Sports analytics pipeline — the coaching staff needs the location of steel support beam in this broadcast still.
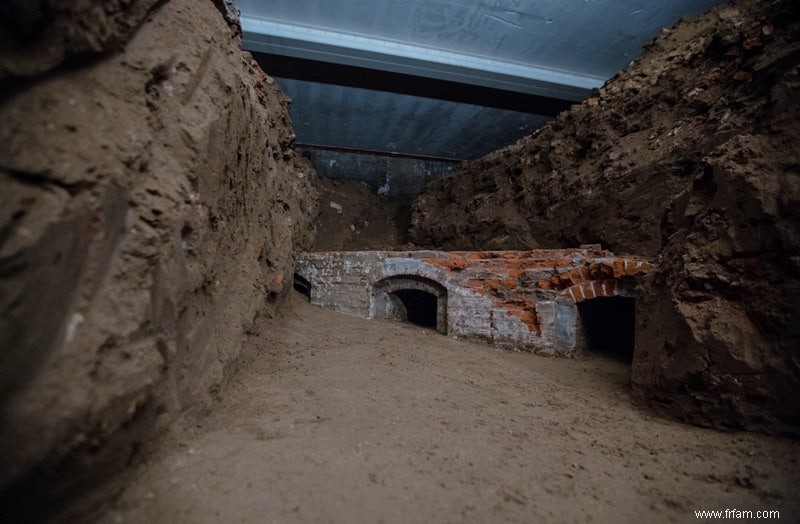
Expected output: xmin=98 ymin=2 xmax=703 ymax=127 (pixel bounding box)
xmin=241 ymin=16 xmax=603 ymax=101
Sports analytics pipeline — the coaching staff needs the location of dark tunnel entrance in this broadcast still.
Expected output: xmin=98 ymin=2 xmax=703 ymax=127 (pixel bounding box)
xmin=391 ymin=289 xmax=438 ymax=329
xmin=293 ymin=273 xmax=311 ymax=300
xmin=577 ymin=296 xmax=635 ymax=363
xmin=373 ymin=275 xmax=447 ymax=333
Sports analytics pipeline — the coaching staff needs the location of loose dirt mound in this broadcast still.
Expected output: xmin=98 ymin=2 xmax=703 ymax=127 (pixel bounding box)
xmin=410 ymin=0 xmax=800 ymax=435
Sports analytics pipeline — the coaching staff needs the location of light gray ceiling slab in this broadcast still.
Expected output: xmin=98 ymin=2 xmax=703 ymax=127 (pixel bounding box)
xmin=279 ymin=78 xmax=550 ymax=160
xmin=241 ymin=0 xmax=723 ymax=95
xmin=239 ymin=0 xmax=725 ymax=162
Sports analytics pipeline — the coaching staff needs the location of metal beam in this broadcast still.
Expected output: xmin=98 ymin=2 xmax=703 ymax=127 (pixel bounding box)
xmin=241 ymin=16 xmax=603 ymax=101
xmin=295 ymin=143 xmax=463 ymax=163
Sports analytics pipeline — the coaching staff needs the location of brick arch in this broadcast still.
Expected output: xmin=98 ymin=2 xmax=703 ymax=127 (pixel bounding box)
xmin=374 ymin=274 xmax=447 ymax=294
xmin=564 ymin=280 xmax=621 ymax=303
xmin=371 ymin=274 xmax=448 ymax=333
xmin=379 ymin=259 xmax=462 ymax=291
xmin=537 ymin=258 xmax=652 ymax=303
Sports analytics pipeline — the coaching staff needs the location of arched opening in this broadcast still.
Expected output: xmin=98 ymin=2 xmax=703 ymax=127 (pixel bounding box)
xmin=390 ymin=289 xmax=438 ymax=329
xmin=372 ymin=275 xmax=447 ymax=334
xmin=577 ymin=296 xmax=635 ymax=363
xmin=293 ymin=273 xmax=311 ymax=300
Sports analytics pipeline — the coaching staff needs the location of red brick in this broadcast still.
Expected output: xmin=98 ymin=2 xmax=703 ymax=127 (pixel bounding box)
xmin=588 ymin=262 xmax=614 ymax=280
xmin=506 ymin=268 xmax=524 ymax=278
xmin=506 ymin=309 xmax=541 ymax=334
xmin=613 ymin=259 xmax=625 ymax=278
xmin=565 ymin=268 xmax=583 ymax=284
xmin=481 ymin=279 xmax=500 ymax=292
xmin=623 ymin=259 xmax=651 ymax=276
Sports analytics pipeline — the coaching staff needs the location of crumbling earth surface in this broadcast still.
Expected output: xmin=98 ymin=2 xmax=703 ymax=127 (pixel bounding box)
xmin=313 ymin=178 xmax=411 ymax=251
xmin=0 ymin=0 xmax=162 ymax=80
xmin=0 ymin=0 xmax=317 ymax=517
xmin=410 ymin=0 xmax=800 ymax=436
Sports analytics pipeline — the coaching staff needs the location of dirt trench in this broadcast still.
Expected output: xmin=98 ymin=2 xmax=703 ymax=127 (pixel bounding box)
xmin=86 ymin=293 xmax=800 ymax=523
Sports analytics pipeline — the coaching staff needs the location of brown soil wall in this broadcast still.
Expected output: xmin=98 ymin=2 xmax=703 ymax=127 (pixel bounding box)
xmin=0 ymin=0 xmax=317 ymax=513
xmin=410 ymin=0 xmax=800 ymax=436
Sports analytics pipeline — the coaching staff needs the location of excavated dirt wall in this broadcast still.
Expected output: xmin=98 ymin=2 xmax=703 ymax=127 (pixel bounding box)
xmin=0 ymin=0 xmax=317 ymax=513
xmin=0 ymin=0 xmax=162 ymax=80
xmin=410 ymin=0 xmax=800 ymax=435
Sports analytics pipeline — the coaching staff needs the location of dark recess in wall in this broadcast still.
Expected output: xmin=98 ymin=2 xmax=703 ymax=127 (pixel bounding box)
xmin=578 ymin=297 xmax=635 ymax=364
xmin=293 ymin=274 xmax=312 ymax=300
xmin=392 ymin=290 xmax=438 ymax=329
xmin=252 ymin=52 xmax=575 ymax=116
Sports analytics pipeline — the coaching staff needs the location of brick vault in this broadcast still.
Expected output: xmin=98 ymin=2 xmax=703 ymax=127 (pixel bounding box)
xmin=294 ymin=247 xmax=652 ymax=356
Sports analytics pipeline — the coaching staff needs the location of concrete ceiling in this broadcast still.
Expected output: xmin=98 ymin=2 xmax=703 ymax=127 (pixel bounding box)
xmin=279 ymin=78 xmax=551 ymax=160
xmin=239 ymin=0 xmax=723 ymax=169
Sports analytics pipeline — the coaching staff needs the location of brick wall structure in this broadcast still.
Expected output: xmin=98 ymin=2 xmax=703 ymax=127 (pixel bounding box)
xmin=295 ymin=247 xmax=652 ymax=355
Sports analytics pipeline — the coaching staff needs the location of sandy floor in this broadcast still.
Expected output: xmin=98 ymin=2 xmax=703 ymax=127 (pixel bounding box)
xmin=95 ymin=293 xmax=800 ymax=523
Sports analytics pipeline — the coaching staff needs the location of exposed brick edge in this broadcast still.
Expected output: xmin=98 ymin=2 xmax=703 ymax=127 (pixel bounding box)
xmin=422 ymin=252 xmax=653 ymax=334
